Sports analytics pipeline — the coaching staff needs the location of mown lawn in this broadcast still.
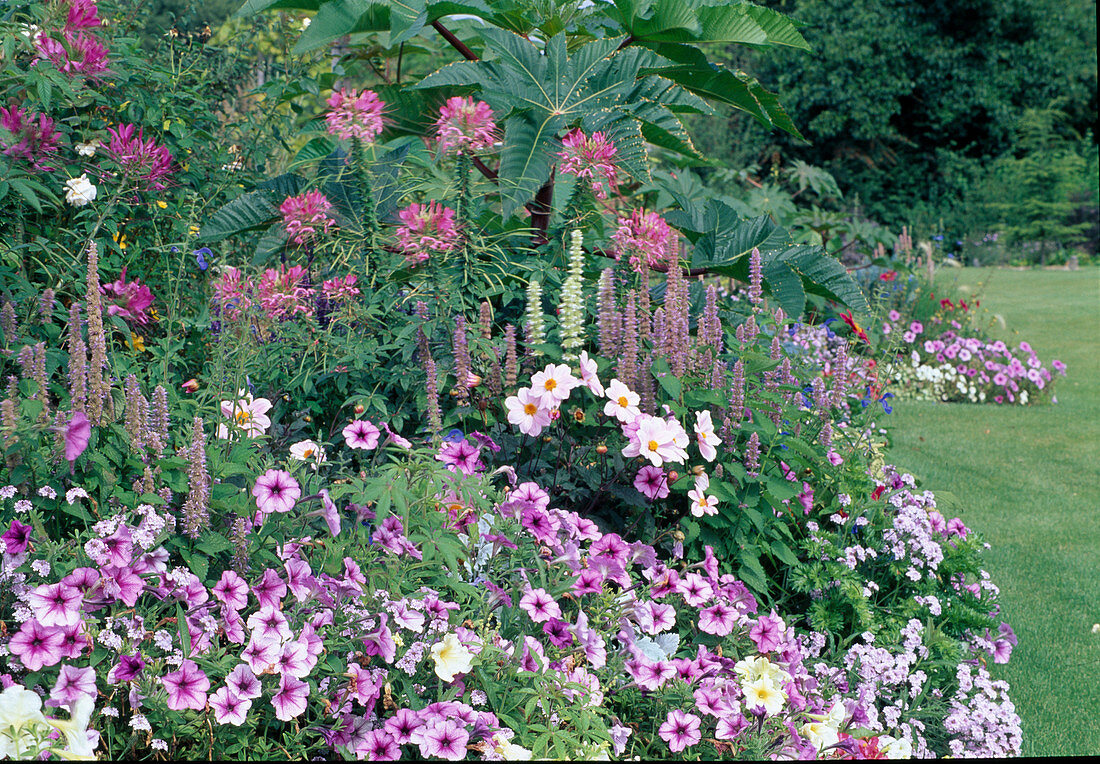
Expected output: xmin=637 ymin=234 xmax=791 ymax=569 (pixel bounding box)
xmin=885 ymin=266 xmax=1100 ymax=757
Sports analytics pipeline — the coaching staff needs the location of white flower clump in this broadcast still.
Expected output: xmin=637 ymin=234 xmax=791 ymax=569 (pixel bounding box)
xmin=63 ymin=174 xmax=98 ymax=207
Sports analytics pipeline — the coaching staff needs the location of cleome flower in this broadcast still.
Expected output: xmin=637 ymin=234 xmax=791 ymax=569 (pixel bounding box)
xmin=280 ymin=190 xmax=336 ymax=246
xmin=612 ymin=209 xmax=676 ymax=273
xmin=395 ymin=201 xmax=459 ymax=265
xmin=325 ymin=88 xmax=385 ymax=143
xmin=435 ymin=96 xmax=497 ymax=155
xmin=556 ymin=128 xmax=618 ymax=199
xmin=105 ymin=123 xmax=173 ymax=189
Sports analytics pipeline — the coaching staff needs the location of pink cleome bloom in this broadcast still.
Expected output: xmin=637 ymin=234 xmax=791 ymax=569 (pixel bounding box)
xmin=281 ymin=190 xmax=336 ymax=246
xmin=257 ymin=264 xmax=316 ymax=320
xmin=557 ymin=128 xmax=619 ymax=199
xmin=0 ymin=106 xmax=60 ymax=170
xmin=61 ymin=0 xmax=103 ymax=31
xmin=35 ymin=31 xmax=110 ymax=78
xmin=100 ymin=267 xmax=154 ymax=326
xmin=612 ymin=209 xmax=676 ymax=273
xmin=105 ymin=123 xmax=173 ymax=189
xmin=325 ymin=88 xmax=385 ymax=143
xmin=212 ymin=266 xmax=252 ymax=319
xmin=434 ymin=96 xmax=497 ymax=155
xmin=322 ymin=274 xmax=359 ymax=303
xmin=395 ymin=201 xmax=459 ymax=265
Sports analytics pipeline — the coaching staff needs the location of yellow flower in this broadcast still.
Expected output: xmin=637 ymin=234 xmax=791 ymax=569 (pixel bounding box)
xmin=430 ymin=633 xmax=474 ymax=682
xmin=130 ymin=333 xmax=145 ymax=353
xmin=111 ymin=231 xmax=127 ymax=250
xmin=188 ymin=225 xmax=200 ymax=236
xmin=155 ymin=200 xmax=167 ymax=209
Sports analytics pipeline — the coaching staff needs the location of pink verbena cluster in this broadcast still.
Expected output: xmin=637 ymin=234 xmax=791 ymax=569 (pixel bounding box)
xmin=324 ymin=88 xmax=385 ymax=143
xmin=280 ymin=190 xmax=336 ymax=246
xmin=105 ymin=123 xmax=173 ymax=190
xmin=0 ymin=105 xmax=60 ymax=170
xmin=556 ymin=128 xmax=619 ymax=199
xmin=612 ymin=209 xmax=676 ymax=273
xmin=395 ymin=201 xmax=459 ymax=265
xmin=434 ymin=96 xmax=497 ymax=156
xmin=100 ymin=267 xmax=154 ymax=326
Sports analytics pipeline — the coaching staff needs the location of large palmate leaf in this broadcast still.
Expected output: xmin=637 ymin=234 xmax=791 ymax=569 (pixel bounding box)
xmin=604 ymin=0 xmax=808 ymax=49
xmin=678 ymin=207 xmax=868 ymax=317
xmin=417 ymin=31 xmax=650 ymax=216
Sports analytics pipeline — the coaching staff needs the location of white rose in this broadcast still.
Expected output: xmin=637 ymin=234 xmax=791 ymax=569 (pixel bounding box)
xmin=63 ymin=174 xmax=98 ymax=207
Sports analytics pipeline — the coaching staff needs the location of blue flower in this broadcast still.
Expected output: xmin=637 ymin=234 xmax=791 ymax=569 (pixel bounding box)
xmin=933 ymin=234 xmax=944 ymax=241
xmin=879 ymin=392 xmax=894 ymax=414
xmin=787 ymin=322 xmax=801 ymax=338
xmin=443 ymin=428 xmax=465 ymax=443
xmin=823 ymin=318 xmax=837 ymax=338
xmin=193 ymin=247 xmax=212 ymax=271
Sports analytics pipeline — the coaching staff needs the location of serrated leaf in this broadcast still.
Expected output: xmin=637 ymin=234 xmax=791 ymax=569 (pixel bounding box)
xmin=498 ymin=113 xmax=564 ymax=218
xmin=389 ymin=0 xmax=427 ymax=44
xmin=293 ymin=0 xmax=390 ymax=53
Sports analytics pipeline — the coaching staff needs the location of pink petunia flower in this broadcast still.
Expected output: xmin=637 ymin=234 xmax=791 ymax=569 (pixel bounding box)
xmin=212 ymin=570 xmax=249 ymax=611
xmin=343 ymin=419 xmax=380 ymax=450
xmin=252 ymin=470 xmax=301 ymax=514
xmin=161 ymin=659 xmax=210 ymax=711
xmin=519 ymin=587 xmax=562 ymax=624
xmin=659 ymin=709 xmax=702 ymax=753
xmin=395 ymin=201 xmax=459 ymax=265
xmin=356 ymin=728 xmax=401 ymax=760
xmin=27 ymin=582 xmax=83 ymax=628
xmin=436 ymin=438 xmax=483 ymax=476
xmin=697 ymin=602 xmax=738 ymax=636
xmin=280 ymin=190 xmax=336 ymax=246
xmin=435 ymin=96 xmax=497 ymax=155
xmin=9 ymin=619 xmax=65 ymax=671
xmin=49 ymin=664 xmax=97 ymax=708
xmin=210 ymin=686 xmax=251 ymax=726
xmin=226 ymin=664 xmax=262 ymax=700
xmin=417 ymin=719 xmax=470 ymax=761
xmin=557 ymin=128 xmax=618 ymax=199
xmin=65 ymin=411 xmax=91 ymax=463
xmin=325 ymin=88 xmax=385 ymax=143
xmin=633 ymin=465 xmax=670 ymax=500
xmin=272 ymin=675 xmax=309 ymax=721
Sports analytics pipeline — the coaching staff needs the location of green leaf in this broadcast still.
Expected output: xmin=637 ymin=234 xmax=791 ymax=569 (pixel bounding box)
xmin=236 ymin=0 xmax=320 ymax=17
xmin=198 ymin=190 xmax=279 ymax=243
xmin=498 ymin=113 xmax=564 ymax=219
xmin=7 ymin=179 xmax=43 ymax=213
xmin=770 ymin=539 xmax=800 ymax=566
xmin=389 ymin=0 xmax=427 ymax=44
xmin=293 ymin=0 xmax=390 ymax=53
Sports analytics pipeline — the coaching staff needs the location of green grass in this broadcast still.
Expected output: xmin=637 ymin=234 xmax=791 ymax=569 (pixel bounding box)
xmin=885 ymin=266 xmax=1100 ymax=757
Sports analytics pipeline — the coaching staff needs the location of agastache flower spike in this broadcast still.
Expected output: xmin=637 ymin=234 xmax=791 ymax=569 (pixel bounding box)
xmin=524 ymin=280 xmax=545 ymax=360
xmin=452 ymin=314 xmax=471 ymax=403
xmin=504 ymin=324 xmax=518 ymax=389
xmin=560 ymin=230 xmax=586 ymax=362
xmin=744 ymin=432 xmax=761 ymax=477
xmin=182 ymin=417 xmax=211 ymax=539
xmin=748 ymin=247 xmax=763 ymax=308
xmin=597 ymin=268 xmax=621 ymax=357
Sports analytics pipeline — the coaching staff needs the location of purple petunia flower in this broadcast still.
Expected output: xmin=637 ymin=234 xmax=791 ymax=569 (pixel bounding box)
xmin=212 ymin=570 xmax=249 ymax=611
xmin=65 ymin=411 xmax=91 ymax=463
xmin=2 ymin=519 xmax=32 ymax=555
xmin=343 ymin=419 xmax=381 ymax=450
xmin=749 ymin=610 xmax=784 ymax=653
xmin=436 ymin=438 xmax=483 ymax=476
xmin=355 ymin=728 xmax=401 ymax=760
xmin=252 ymin=469 xmax=301 ymax=514
xmin=697 ymin=602 xmax=738 ymax=637
xmin=542 ymin=619 xmax=574 ymax=648
xmin=210 ymin=686 xmax=251 ymax=726
xmin=9 ymin=619 xmax=65 ymax=671
xmin=28 ymin=582 xmax=83 ymax=628
xmin=272 ymin=675 xmax=309 ymax=721
xmin=49 ymin=664 xmax=97 ymax=708
xmin=107 ymin=653 xmax=144 ymax=684
xmin=161 ymin=659 xmax=210 ymax=711
xmin=519 ymin=587 xmax=562 ymax=624
xmin=417 ymin=719 xmax=470 ymax=760
xmin=634 ymin=465 xmax=670 ymax=500
xmin=659 ymin=709 xmax=702 ymax=753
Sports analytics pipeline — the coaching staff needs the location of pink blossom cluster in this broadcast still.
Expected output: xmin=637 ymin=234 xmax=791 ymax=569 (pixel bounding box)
xmin=280 ymin=190 xmax=337 ymax=246
xmin=105 ymin=123 xmax=173 ymax=190
xmin=321 ymin=274 xmax=359 ymax=303
xmin=434 ymin=96 xmax=497 ymax=155
xmin=256 ymin=264 xmax=316 ymax=320
xmin=33 ymin=1 xmax=110 ymax=79
xmin=556 ymin=128 xmax=619 ymax=199
xmin=612 ymin=209 xmax=677 ymax=273
xmin=0 ymin=105 xmax=60 ymax=170
xmin=100 ymin=267 xmax=154 ymax=326
xmin=324 ymin=88 xmax=385 ymax=144
xmin=395 ymin=201 xmax=459 ymax=265
xmin=214 ymin=265 xmax=360 ymax=322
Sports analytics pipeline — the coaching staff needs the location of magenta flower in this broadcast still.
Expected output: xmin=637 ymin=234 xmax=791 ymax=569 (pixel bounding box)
xmin=322 ymin=274 xmax=360 ymax=303
xmin=257 ymin=264 xmax=316 ymax=320
xmin=252 ymin=469 xmax=301 ymax=514
xmin=49 ymin=664 xmax=97 ymax=707
xmin=435 ymin=96 xmax=497 ymax=155
xmin=395 ymin=201 xmax=459 ymax=265
xmin=633 ymin=465 xmax=670 ymax=500
xmin=356 ymin=728 xmax=401 ymax=761
xmin=557 ymin=128 xmax=619 ymax=199
xmin=748 ymin=610 xmax=784 ymax=653
xmin=280 ymin=190 xmax=336 ymax=246
xmin=2 ymin=519 xmax=32 ymax=555
xmin=272 ymin=675 xmax=309 ymax=721
xmin=325 ymin=88 xmax=385 ymax=143
xmin=697 ymin=602 xmax=738 ymax=637
xmin=65 ymin=411 xmax=91 ymax=463
xmin=226 ymin=664 xmax=262 ymax=700
xmin=659 ymin=709 xmax=702 ymax=753
xmin=212 ymin=266 xmax=252 ymax=319
xmin=252 ymin=568 xmax=287 ymax=609
xmin=100 ymin=267 xmax=154 ymax=326
xmin=9 ymin=620 xmax=64 ymax=671
xmin=212 ymin=570 xmax=249 ymax=611
xmin=343 ymin=419 xmax=380 ymax=450
xmin=0 ymin=105 xmax=60 ymax=170
xmin=418 ymin=719 xmax=470 ymax=761
xmin=210 ymin=686 xmax=251 ymax=726
xmin=64 ymin=0 xmax=102 ymax=30
xmin=242 ymin=636 xmax=281 ymax=674
xmin=362 ymin=613 xmax=397 ymax=664
xmin=35 ymin=31 xmax=110 ymax=78
xmin=161 ymin=659 xmax=210 ymax=711
xmin=28 ymin=582 xmax=83 ymax=628
xmin=519 ymin=587 xmax=562 ymax=624
xmin=612 ymin=209 xmax=676 ymax=273
xmin=542 ymin=618 xmax=574 ymax=648
xmin=247 ymin=605 xmax=293 ymax=645
xmin=107 ymin=653 xmax=144 ymax=684
xmin=105 ymin=123 xmax=173 ymax=189
xmin=436 ymin=438 xmax=483 ymax=476
xmin=384 ymin=708 xmax=425 ymax=745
